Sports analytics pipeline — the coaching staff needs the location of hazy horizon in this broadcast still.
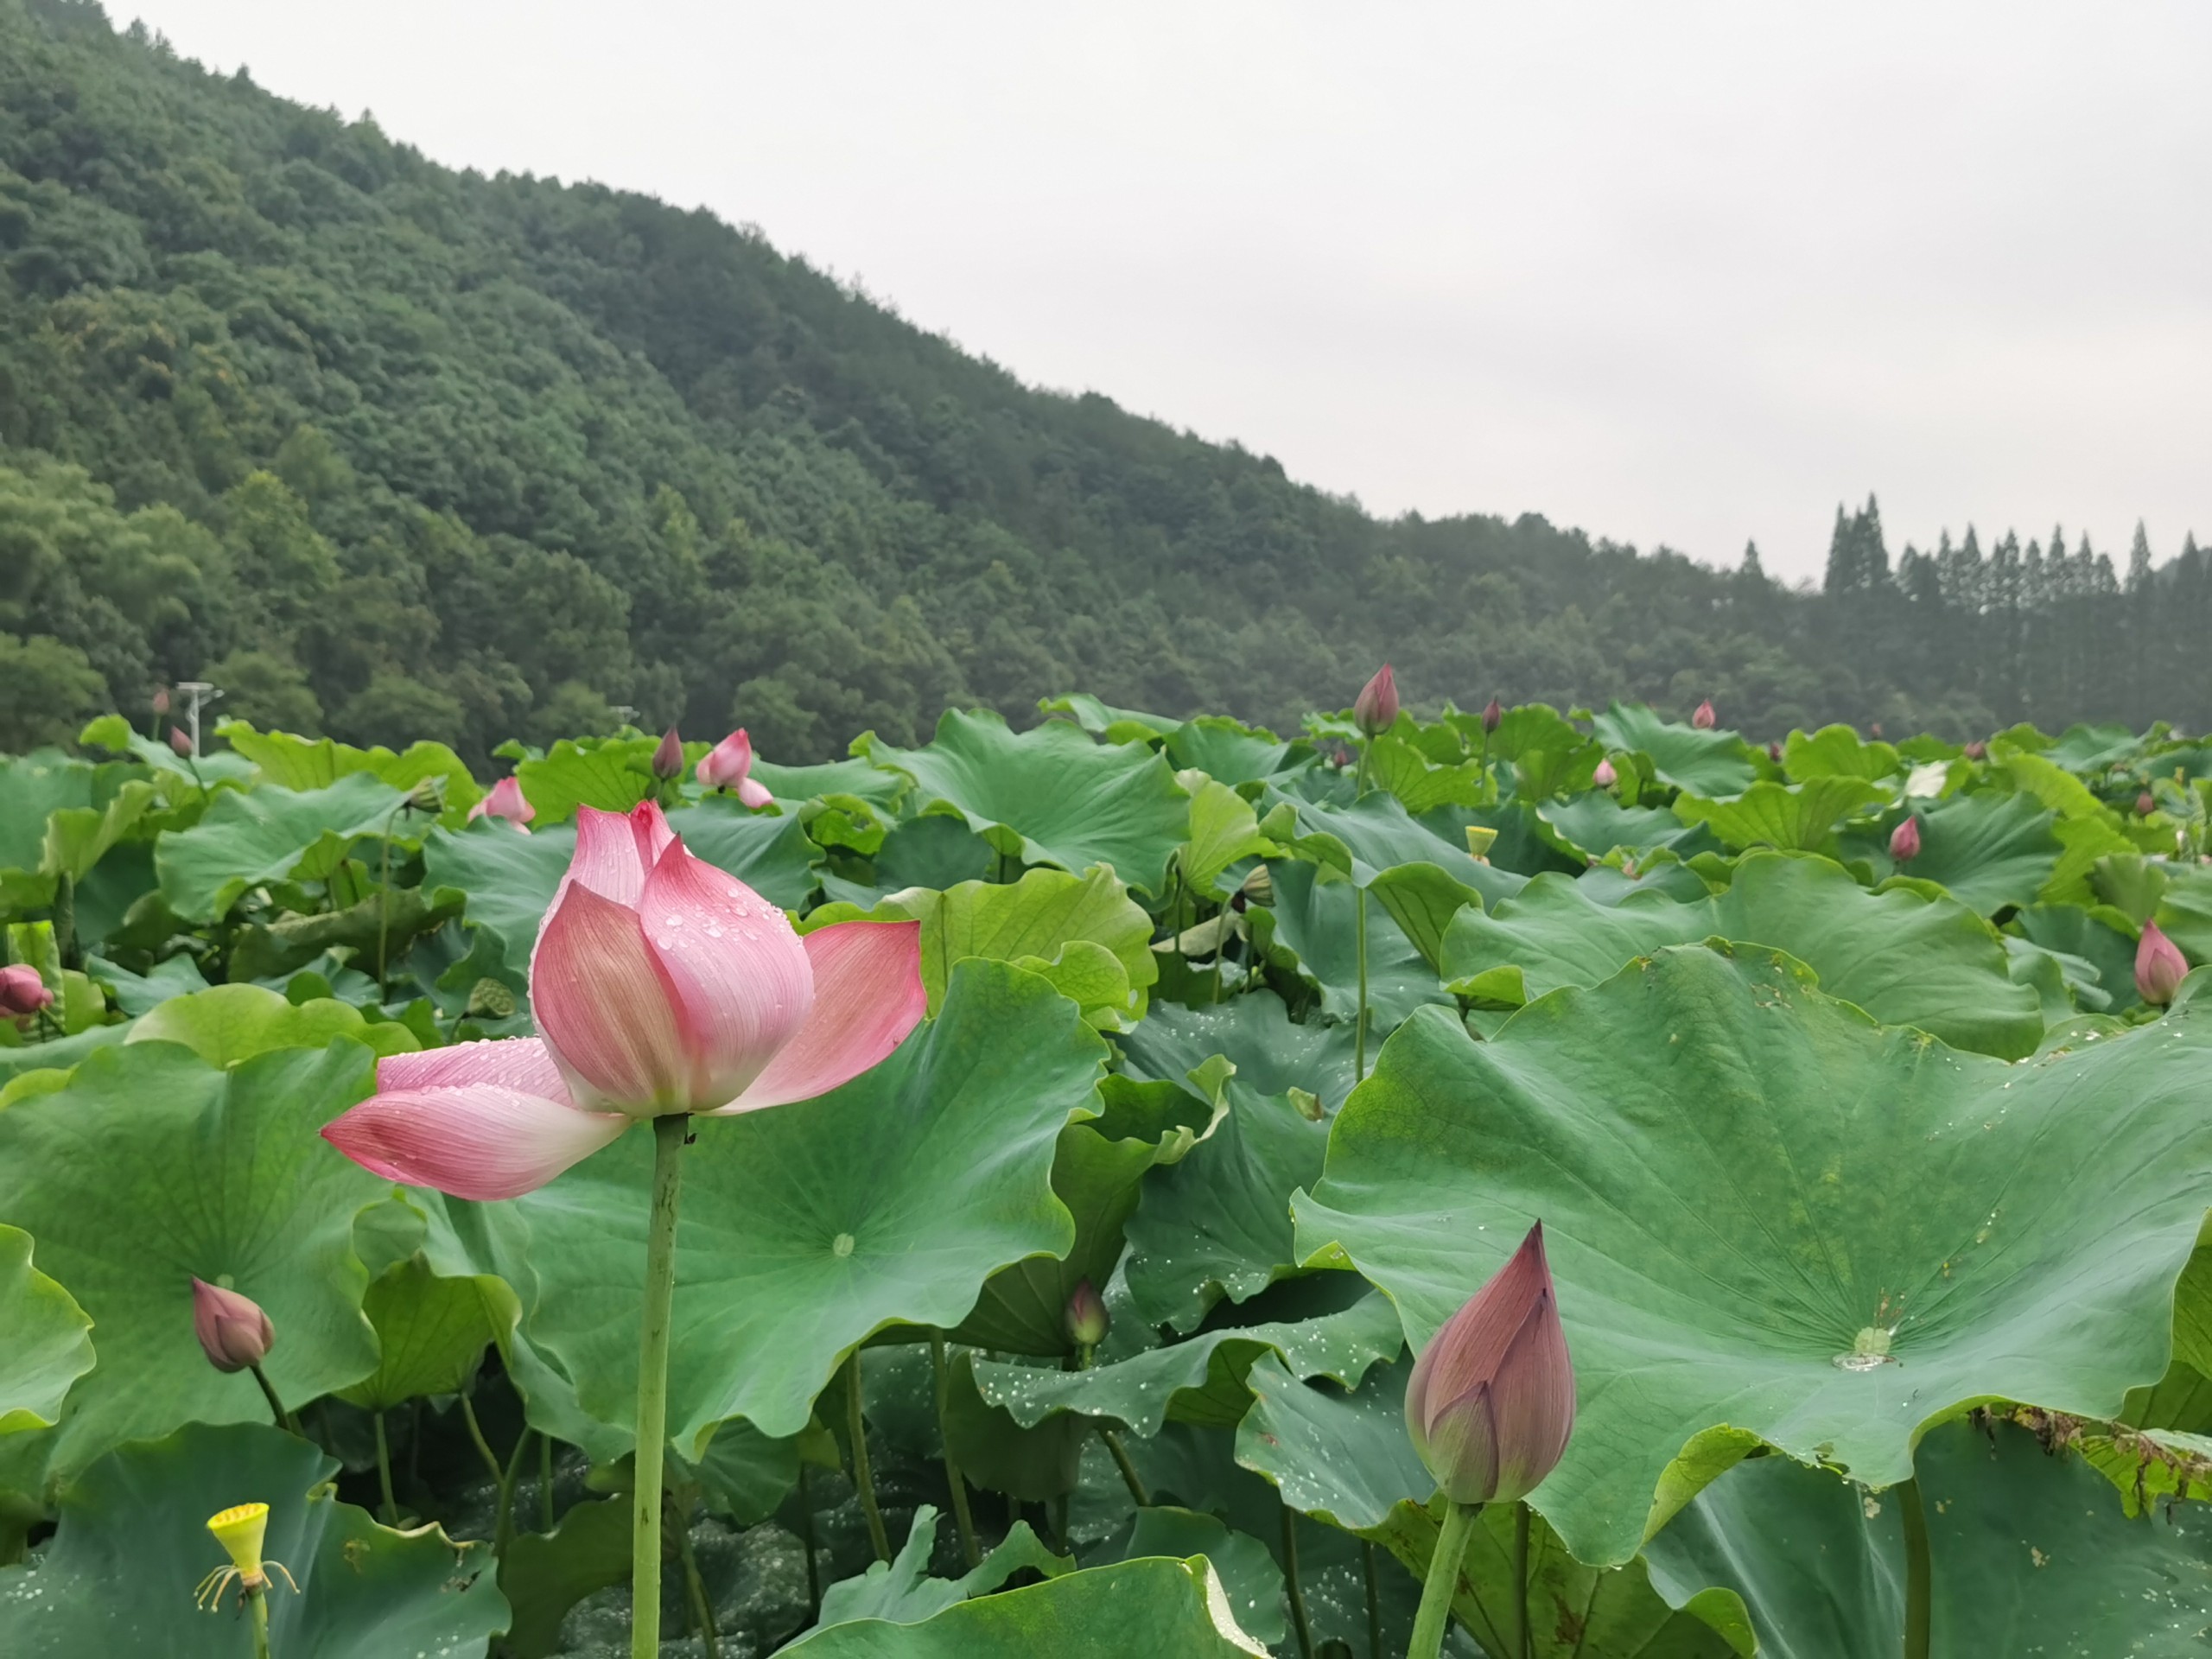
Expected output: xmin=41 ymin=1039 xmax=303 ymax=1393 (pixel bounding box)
xmin=116 ymin=0 xmax=2212 ymax=582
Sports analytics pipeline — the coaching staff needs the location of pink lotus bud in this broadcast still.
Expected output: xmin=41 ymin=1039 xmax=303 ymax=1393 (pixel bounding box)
xmin=467 ymin=775 xmax=535 ymax=830
xmin=1869 ymin=721 xmax=1884 ymax=739
xmin=169 ymin=727 xmax=194 ymax=758
xmin=2136 ymin=919 xmax=2188 ymax=1006
xmin=1592 ymin=758 xmax=1617 ymax=788
xmin=191 ymin=1277 xmax=275 ymax=1373
xmin=652 ymin=727 xmax=685 ymax=782
xmin=1690 ymin=700 xmax=1716 ymax=730
xmin=1889 ymin=817 xmax=1921 ymax=861
xmin=1405 ymin=1222 xmax=1576 ymax=1506
xmin=2138 ymin=791 xmax=2157 ymax=817
xmin=1766 ymin=741 xmax=1783 ymax=763
xmin=696 ymin=729 xmax=775 ymax=808
xmin=1481 ymin=698 xmax=1503 ymax=734
xmin=1353 ymin=665 xmax=1399 ymax=736
xmin=0 ymin=965 xmax=54 ymax=1019
xmin=1065 ymin=1279 xmax=1109 ymax=1348
xmin=151 ymin=685 xmax=171 ymax=715
xmin=1963 ymin=741 xmax=1987 ymax=762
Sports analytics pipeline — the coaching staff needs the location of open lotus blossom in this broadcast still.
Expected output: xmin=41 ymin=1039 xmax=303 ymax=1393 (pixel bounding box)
xmin=1405 ymin=1221 xmax=1576 ymax=1507
xmin=1690 ymin=699 xmax=1716 ymax=729
xmin=323 ymin=800 xmax=925 ymax=1199
xmin=467 ymin=775 xmax=535 ymax=830
xmin=191 ymin=1278 xmax=275 ymax=1373
xmin=2137 ymin=919 xmax=2188 ymax=1006
xmin=1592 ymin=757 xmax=1617 ymax=788
xmin=1889 ymin=816 xmax=1922 ymax=861
xmin=1354 ymin=664 xmax=1400 ymax=736
xmin=0 ymin=964 xmax=53 ymax=1020
xmin=697 ymin=728 xmax=774 ymax=808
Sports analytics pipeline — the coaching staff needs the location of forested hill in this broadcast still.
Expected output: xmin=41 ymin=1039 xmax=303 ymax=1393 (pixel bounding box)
xmin=2 ymin=0 xmax=2205 ymax=764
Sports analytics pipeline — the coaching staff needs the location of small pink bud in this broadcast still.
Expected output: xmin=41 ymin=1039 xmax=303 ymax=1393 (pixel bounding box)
xmin=151 ymin=685 xmax=171 ymax=715
xmin=1405 ymin=1222 xmax=1576 ymax=1506
xmin=2138 ymin=791 xmax=2157 ymax=818
xmin=652 ymin=727 xmax=685 ymax=782
xmin=1065 ymin=1279 xmax=1109 ymax=1348
xmin=1889 ymin=817 xmax=1921 ymax=861
xmin=1481 ymin=698 xmax=1503 ymax=735
xmin=1869 ymin=721 xmax=1885 ymax=739
xmin=2136 ymin=920 xmax=2188 ymax=1006
xmin=0 ymin=965 xmax=54 ymax=1019
xmin=1963 ymin=741 xmax=1987 ymax=762
xmin=1592 ymin=758 xmax=1617 ymax=788
xmin=696 ymin=729 xmax=774 ymax=810
xmin=1353 ymin=665 xmax=1400 ymax=737
xmin=1766 ymin=741 xmax=1784 ymax=764
xmin=1690 ymin=700 xmax=1716 ymax=730
xmin=467 ymin=775 xmax=535 ymax=829
xmin=168 ymin=727 xmax=194 ymax=758
xmin=191 ymin=1277 xmax=275 ymax=1373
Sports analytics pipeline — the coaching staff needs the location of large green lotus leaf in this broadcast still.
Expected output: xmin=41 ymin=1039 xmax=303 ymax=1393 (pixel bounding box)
xmin=0 ymin=1225 xmax=92 ymax=1435
xmin=40 ymin=779 xmax=159 ymax=887
xmin=1783 ymin=725 xmax=1902 ymax=784
xmin=0 ymin=1421 xmax=508 ymax=1657
xmin=1851 ymin=790 xmax=2063 ymax=916
xmin=813 ymin=1503 xmax=1069 ymax=1632
xmin=1264 ymin=786 xmax=1524 ymax=906
xmin=1039 ymin=692 xmax=1183 ymax=739
xmin=972 ymin=1289 xmax=1401 ymax=1434
xmin=128 ymin=983 xmax=420 ymax=1065
xmin=1116 ymin=989 xmax=1359 ymax=1116
xmin=0 ymin=1041 xmax=386 ymax=1478
xmin=1440 ymin=852 xmax=2043 ymax=1058
xmin=2041 ymin=721 xmax=2148 ymax=772
xmin=488 ymin=961 xmax=1104 ymax=1447
xmin=512 ymin=735 xmax=658 ymax=823
xmin=661 ymin=796 xmax=823 ymax=905
xmin=1235 ymin=1353 xmax=1750 ymax=1657
xmin=864 ymin=709 xmax=1190 ymax=894
xmin=1591 ymin=702 xmax=1761 ymax=798
xmin=1086 ymin=1505 xmax=1286 ymax=1649
xmin=334 ymin=1255 xmax=508 ymax=1412
xmin=1674 ymin=778 xmax=1885 ymax=852
xmin=1123 ymin=1084 xmax=1330 ymax=1330
xmin=1534 ymin=794 xmax=1711 ymax=863
xmin=1294 ymin=946 xmax=2212 ymax=1567
xmin=2015 ymin=902 xmax=2142 ymax=1014
xmin=496 ymin=1496 xmax=630 ymax=1659
xmin=1165 ymin=716 xmax=1304 ymax=785
xmin=218 ymin=722 xmax=483 ymax=819
xmin=1643 ymin=1417 xmax=2212 ymax=1658
xmin=804 ymin=865 xmax=1156 ymax=1024
xmin=156 ymin=772 xmax=410 ymax=922
xmin=1179 ymin=776 xmax=1276 ymax=900
xmin=1255 ymin=860 xmax=1452 ymax=1034
xmin=780 ymin=1556 xmax=1268 ymax=1656
xmin=2157 ymin=864 xmax=2212 ymax=966
xmin=1366 ymin=732 xmax=1490 ymax=813
xmin=749 ymin=752 xmax=912 ymax=809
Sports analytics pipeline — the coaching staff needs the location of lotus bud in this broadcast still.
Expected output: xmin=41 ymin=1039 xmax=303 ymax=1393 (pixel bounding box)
xmin=1240 ymin=864 xmax=1274 ymax=906
xmin=1869 ymin=721 xmax=1884 ymax=739
xmin=1889 ymin=816 xmax=1921 ymax=861
xmin=2136 ymin=919 xmax=2187 ymax=1006
xmin=1964 ymin=741 xmax=1987 ymax=761
xmin=1405 ymin=1222 xmax=1575 ymax=1506
xmin=1690 ymin=700 xmax=1716 ymax=730
xmin=2138 ymin=791 xmax=2157 ymax=817
xmin=169 ymin=726 xmax=194 ymax=758
xmin=151 ymin=685 xmax=171 ymax=715
xmin=191 ymin=1277 xmax=275 ymax=1373
xmin=1766 ymin=741 xmax=1784 ymax=763
xmin=1592 ymin=758 xmax=1617 ymax=788
xmin=1353 ymin=664 xmax=1399 ymax=737
xmin=0 ymin=964 xmax=54 ymax=1019
xmin=467 ymin=775 xmax=534 ymax=830
xmin=1065 ymin=1279 xmax=1109 ymax=1349
xmin=1481 ymin=698 xmax=1503 ymax=734
xmin=651 ymin=726 xmax=685 ymax=782
xmin=697 ymin=728 xmax=776 ymax=808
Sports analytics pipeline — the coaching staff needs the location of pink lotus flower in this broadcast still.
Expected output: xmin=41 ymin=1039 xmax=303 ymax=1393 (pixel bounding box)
xmin=467 ymin=775 xmax=536 ymax=830
xmin=0 ymin=964 xmax=52 ymax=1020
xmin=192 ymin=1278 xmax=275 ymax=1373
xmin=1592 ymin=758 xmax=1617 ymax=788
xmin=697 ymin=728 xmax=774 ymax=809
xmin=1690 ymin=700 xmax=1716 ymax=730
xmin=2138 ymin=791 xmax=2157 ymax=817
xmin=1354 ymin=664 xmax=1400 ymax=736
xmin=1889 ymin=816 xmax=1921 ymax=861
xmin=1405 ymin=1221 xmax=1576 ymax=1506
xmin=1963 ymin=741 xmax=1987 ymax=762
xmin=2137 ymin=919 xmax=2188 ymax=1006
xmin=323 ymin=801 xmax=925 ymax=1199
xmin=168 ymin=726 xmax=194 ymax=758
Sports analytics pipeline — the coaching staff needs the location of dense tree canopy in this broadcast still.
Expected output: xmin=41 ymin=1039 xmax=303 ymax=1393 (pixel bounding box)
xmin=1 ymin=0 xmax=2203 ymax=764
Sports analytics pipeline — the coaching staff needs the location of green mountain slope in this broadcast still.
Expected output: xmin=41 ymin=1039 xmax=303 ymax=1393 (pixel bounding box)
xmin=2 ymin=0 xmax=2205 ymax=761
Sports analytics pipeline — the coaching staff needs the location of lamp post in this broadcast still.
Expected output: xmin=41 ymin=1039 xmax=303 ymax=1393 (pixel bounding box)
xmin=174 ymin=681 xmax=224 ymax=757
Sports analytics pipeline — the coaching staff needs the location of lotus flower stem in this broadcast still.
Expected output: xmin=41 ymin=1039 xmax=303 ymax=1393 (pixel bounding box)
xmin=1898 ymin=1476 xmax=1931 ymax=1659
xmin=1512 ymin=1501 xmax=1532 ymax=1659
xmin=1100 ymin=1426 xmax=1149 ymax=1506
xmin=843 ymin=1348 xmax=891 ymax=1562
xmin=1362 ymin=1539 xmax=1382 ymax=1658
xmin=372 ymin=1409 xmax=398 ymax=1524
xmin=1408 ymin=1500 xmax=1479 ymax=1659
xmin=797 ymin=1464 xmax=821 ymax=1619
xmin=672 ymin=1493 xmax=722 ymax=1657
xmin=459 ymin=1391 xmax=503 ymax=1485
xmin=52 ymin=873 xmax=78 ymax=972
xmin=1281 ymin=1503 xmax=1316 ymax=1659
xmin=541 ymin=1434 xmax=556 ymax=1530
xmin=1355 ymin=886 xmax=1371 ymax=1082
xmin=496 ymin=1424 xmax=534 ymax=1559
xmin=631 ymin=1111 xmax=689 ymax=1658
xmin=249 ymin=1364 xmax=298 ymax=1435
xmin=250 ymin=1588 xmax=272 ymax=1659
xmin=930 ymin=1332 xmax=982 ymax=1567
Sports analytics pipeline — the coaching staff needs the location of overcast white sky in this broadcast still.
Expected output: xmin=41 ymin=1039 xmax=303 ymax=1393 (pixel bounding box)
xmin=121 ymin=2 xmax=2211 ymax=582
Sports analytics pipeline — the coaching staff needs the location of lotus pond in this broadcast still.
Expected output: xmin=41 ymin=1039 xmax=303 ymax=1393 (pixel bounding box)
xmin=0 ymin=690 xmax=2208 ymax=1658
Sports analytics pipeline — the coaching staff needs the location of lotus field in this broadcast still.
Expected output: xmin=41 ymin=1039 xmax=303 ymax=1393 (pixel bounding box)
xmin=3 ymin=679 xmax=2211 ymax=1659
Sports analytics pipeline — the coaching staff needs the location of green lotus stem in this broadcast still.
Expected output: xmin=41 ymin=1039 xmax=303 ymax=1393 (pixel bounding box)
xmin=930 ymin=1332 xmax=981 ymax=1567
xmin=541 ymin=1433 xmax=556 ymax=1531
xmin=797 ymin=1462 xmax=822 ymax=1621
xmin=844 ymin=1348 xmax=891 ymax=1561
xmin=1281 ymin=1504 xmax=1316 ymax=1659
xmin=1513 ymin=1500 xmax=1532 ymax=1659
xmin=496 ymin=1423 xmax=534 ymax=1560
xmin=1898 ymin=1476 xmax=1931 ymax=1659
xmin=672 ymin=1492 xmax=721 ymax=1657
xmin=372 ymin=1409 xmax=397 ymax=1525
xmin=52 ymin=872 xmax=78 ymax=972
xmin=459 ymin=1392 xmax=503 ymax=1485
xmin=632 ymin=1112 xmax=689 ymax=1659
xmin=1363 ymin=1539 xmax=1382 ymax=1659
xmin=1354 ymin=885 xmax=1370 ymax=1083
xmin=250 ymin=1364 xmax=296 ymax=1435
xmin=1100 ymin=1425 xmax=1149 ymax=1506
xmin=250 ymin=1586 xmax=272 ymax=1659
xmin=1408 ymin=1500 xmax=1479 ymax=1659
